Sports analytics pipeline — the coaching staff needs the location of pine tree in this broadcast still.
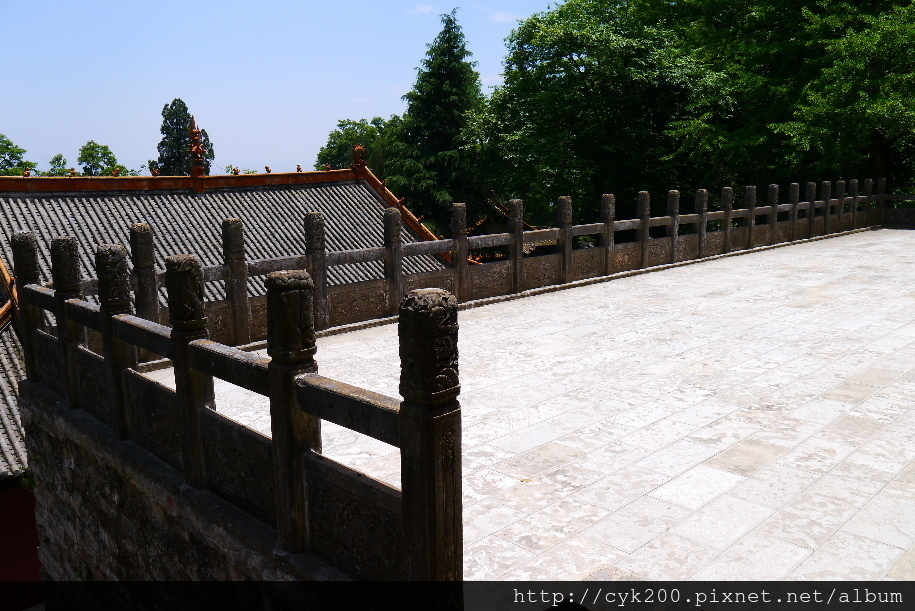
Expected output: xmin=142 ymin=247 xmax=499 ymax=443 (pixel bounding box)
xmin=386 ymin=9 xmax=483 ymax=222
xmin=154 ymin=99 xmax=215 ymax=175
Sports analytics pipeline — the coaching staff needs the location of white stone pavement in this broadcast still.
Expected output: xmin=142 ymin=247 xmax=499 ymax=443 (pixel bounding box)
xmin=151 ymin=228 xmax=915 ymax=580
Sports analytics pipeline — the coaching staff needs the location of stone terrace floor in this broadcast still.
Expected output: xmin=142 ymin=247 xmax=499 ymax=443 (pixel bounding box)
xmin=156 ymin=228 xmax=915 ymax=580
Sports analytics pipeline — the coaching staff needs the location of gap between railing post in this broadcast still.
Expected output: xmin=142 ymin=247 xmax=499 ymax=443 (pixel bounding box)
xmin=849 ymin=179 xmax=859 ymax=229
xmin=821 ymin=180 xmax=832 ymax=235
xmin=806 ymin=182 xmax=817 ymax=239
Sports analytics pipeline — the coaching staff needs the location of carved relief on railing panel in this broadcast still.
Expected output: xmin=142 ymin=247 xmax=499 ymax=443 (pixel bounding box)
xmin=522 ymin=255 xmax=560 ymax=291
xmin=405 ymin=270 xmax=454 ymax=294
xmin=646 ymin=239 xmax=671 ymax=267
xmin=731 ymin=227 xmax=750 ymax=249
xmin=248 ymin=296 xmax=268 ymax=341
xmin=204 ymin=301 xmax=231 ymax=345
xmin=705 ymin=232 xmax=724 ymax=256
xmin=676 ymin=234 xmax=699 ymax=262
xmin=75 ymin=347 xmax=109 ymax=425
xmin=124 ymin=371 xmax=183 ymax=470
xmin=613 ymin=243 xmax=640 ymax=271
xmin=308 ymin=477 xmax=404 ymax=580
xmin=467 ymin=260 xmax=511 ymax=299
xmin=572 ymin=248 xmax=602 ymax=281
xmin=328 ymin=281 xmax=387 ymax=326
xmin=34 ymin=331 xmax=64 ymax=395
xmin=201 ymin=410 xmax=277 ymax=527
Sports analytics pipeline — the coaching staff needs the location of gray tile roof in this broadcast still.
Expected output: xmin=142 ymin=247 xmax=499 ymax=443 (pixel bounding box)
xmin=0 ymin=326 xmax=25 ymax=481
xmin=0 ymin=180 xmax=443 ymax=301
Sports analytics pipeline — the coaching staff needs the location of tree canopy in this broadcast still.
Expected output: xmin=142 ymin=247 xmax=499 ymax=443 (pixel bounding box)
xmin=383 ymin=10 xmax=484 ymax=225
xmin=0 ymin=135 xmax=37 ymax=176
xmin=153 ymin=98 xmax=215 ymax=175
xmin=314 ymin=116 xmax=401 ymax=172
xmin=77 ymin=141 xmax=132 ymax=176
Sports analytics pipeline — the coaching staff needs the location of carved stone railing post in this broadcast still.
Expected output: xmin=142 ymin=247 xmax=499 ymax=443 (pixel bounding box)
xmin=398 ymin=289 xmax=462 ymax=581
xmin=11 ymin=230 xmax=41 ymax=378
xmin=600 ymin=194 xmax=615 ymax=275
xmin=877 ymin=177 xmax=887 ymax=224
xmin=450 ymin=204 xmax=468 ymax=301
xmin=51 ymin=237 xmax=83 ymax=408
xmin=836 ymin=180 xmax=845 ymax=233
xmin=789 ymin=183 xmax=800 ymax=241
xmin=508 ymin=199 xmax=525 ymax=293
xmin=384 ymin=207 xmax=405 ymax=315
xmin=744 ymin=186 xmax=757 ymax=249
xmin=768 ymin=184 xmax=779 ymax=245
xmin=557 ymin=196 xmax=573 ymax=284
xmin=849 ymin=179 xmax=859 ymax=229
xmin=864 ymin=178 xmax=874 ymax=225
xmin=96 ymin=244 xmax=138 ymax=438
xmin=821 ymin=181 xmax=832 ymax=234
xmin=130 ymin=222 xmax=159 ymax=325
xmin=266 ymin=270 xmax=320 ymax=553
xmin=721 ymin=187 xmax=734 ymax=254
xmin=303 ymin=212 xmax=329 ymax=330
xmin=637 ymin=191 xmax=651 ymax=267
xmin=165 ymin=254 xmax=214 ymax=488
xmin=806 ymin=182 xmax=817 ymax=239
xmin=222 ymin=218 xmax=251 ymax=345
xmin=667 ymin=190 xmax=680 ymax=263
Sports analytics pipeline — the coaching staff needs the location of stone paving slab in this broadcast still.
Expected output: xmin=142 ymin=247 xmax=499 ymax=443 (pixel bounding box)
xmin=148 ymin=229 xmax=915 ymax=580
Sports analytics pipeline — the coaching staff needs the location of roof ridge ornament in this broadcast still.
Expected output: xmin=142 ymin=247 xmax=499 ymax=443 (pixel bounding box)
xmin=189 ymin=115 xmax=206 ymax=179
xmin=351 ymin=143 xmax=367 ymax=171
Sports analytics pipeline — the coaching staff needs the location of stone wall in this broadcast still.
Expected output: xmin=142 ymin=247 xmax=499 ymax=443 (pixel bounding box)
xmin=21 ymin=380 xmax=348 ymax=582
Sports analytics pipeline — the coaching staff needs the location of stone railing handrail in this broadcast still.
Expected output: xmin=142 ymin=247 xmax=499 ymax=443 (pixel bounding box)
xmin=12 ymin=232 xmax=463 ymax=581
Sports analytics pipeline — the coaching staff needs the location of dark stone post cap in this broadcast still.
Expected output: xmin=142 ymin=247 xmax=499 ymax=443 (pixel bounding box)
xmin=695 ymin=189 xmax=708 ymax=211
xmin=129 ymin=222 xmax=155 ymax=265
xmin=601 ymin=194 xmax=615 ymax=218
xmin=637 ymin=191 xmax=651 ymax=216
xmin=265 ymin=270 xmax=316 ymax=366
xmin=10 ymin=230 xmax=40 ymax=283
xmin=557 ymin=196 xmax=573 ymax=225
xmin=667 ymin=190 xmax=680 ymax=214
xmin=96 ymin=244 xmax=131 ymax=310
xmin=165 ymin=254 xmax=205 ymax=331
xmin=398 ymin=289 xmax=459 ymax=407
xmin=50 ymin=236 xmax=81 ymax=293
xmin=221 ymin=218 xmax=245 ymax=260
xmin=450 ymin=203 xmax=467 ymax=235
xmin=303 ymin=212 xmax=326 ymax=250
xmin=383 ymin=207 xmax=402 ymax=242
xmin=507 ymin=200 xmax=523 ymax=232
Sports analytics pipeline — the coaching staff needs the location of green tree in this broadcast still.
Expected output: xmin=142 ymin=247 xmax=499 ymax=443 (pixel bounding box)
xmin=0 ymin=134 xmax=37 ymax=176
xmin=315 ymin=116 xmax=401 ymax=172
xmin=155 ymin=98 xmax=215 ymax=175
xmin=45 ymin=154 xmax=70 ymax=177
xmin=471 ymin=0 xmax=711 ymax=222
xmin=77 ymin=141 xmax=132 ymax=176
xmin=668 ymin=0 xmax=915 ymax=188
xmin=385 ymin=10 xmax=484 ymax=224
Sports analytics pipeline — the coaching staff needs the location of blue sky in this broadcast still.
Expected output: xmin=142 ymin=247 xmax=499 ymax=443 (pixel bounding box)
xmin=3 ymin=1 xmax=549 ymax=174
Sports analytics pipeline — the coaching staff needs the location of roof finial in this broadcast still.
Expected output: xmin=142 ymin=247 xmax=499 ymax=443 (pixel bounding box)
xmin=189 ymin=115 xmax=205 ymax=178
xmin=352 ymin=143 xmax=367 ymax=170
